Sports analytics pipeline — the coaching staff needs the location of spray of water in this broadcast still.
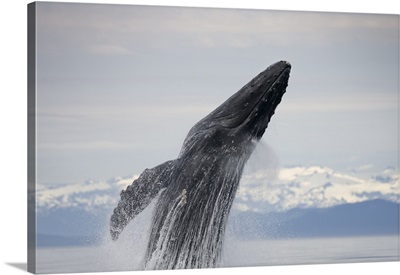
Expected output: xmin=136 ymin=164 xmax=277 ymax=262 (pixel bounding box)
xmin=91 ymin=141 xmax=280 ymax=271
xmin=223 ymin=141 xmax=281 ymax=266
xmin=243 ymin=141 xmax=280 ymax=185
xmin=93 ymin=198 xmax=157 ymax=271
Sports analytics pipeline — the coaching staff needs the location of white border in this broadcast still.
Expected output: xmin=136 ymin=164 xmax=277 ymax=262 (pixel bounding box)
xmin=0 ymin=1 xmax=398 ymax=275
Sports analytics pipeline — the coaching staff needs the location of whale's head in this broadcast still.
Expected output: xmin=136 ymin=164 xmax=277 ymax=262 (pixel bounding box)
xmin=180 ymin=61 xmax=291 ymax=156
xmin=212 ymin=60 xmax=291 ymax=139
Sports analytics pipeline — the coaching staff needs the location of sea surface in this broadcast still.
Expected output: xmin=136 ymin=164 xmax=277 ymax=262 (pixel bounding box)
xmin=36 ymin=235 xmax=399 ymax=274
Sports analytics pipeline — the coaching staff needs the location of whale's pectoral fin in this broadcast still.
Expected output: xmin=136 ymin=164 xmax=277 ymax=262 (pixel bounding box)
xmin=110 ymin=160 xmax=176 ymax=241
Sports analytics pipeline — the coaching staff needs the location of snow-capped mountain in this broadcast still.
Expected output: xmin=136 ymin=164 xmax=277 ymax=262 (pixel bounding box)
xmin=234 ymin=165 xmax=399 ymax=212
xmin=35 ymin=165 xmax=399 ymax=214
xmin=34 ymin=165 xmax=399 ymax=246
xmin=36 ymin=175 xmax=138 ymax=213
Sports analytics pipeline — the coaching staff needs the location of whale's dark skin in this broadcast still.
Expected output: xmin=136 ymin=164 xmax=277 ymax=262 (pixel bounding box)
xmin=110 ymin=61 xmax=291 ymax=269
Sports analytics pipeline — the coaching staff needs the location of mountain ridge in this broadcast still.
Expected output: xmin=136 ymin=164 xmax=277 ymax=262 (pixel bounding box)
xmin=37 ymin=199 xmax=399 ymax=247
xmin=34 ymin=165 xmax=399 ymax=246
xmin=229 ymin=199 xmax=399 ymax=239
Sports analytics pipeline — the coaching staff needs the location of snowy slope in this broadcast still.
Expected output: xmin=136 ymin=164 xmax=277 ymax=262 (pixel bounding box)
xmin=36 ymin=165 xmax=399 ymax=214
xmin=33 ymin=165 xmax=399 ymax=245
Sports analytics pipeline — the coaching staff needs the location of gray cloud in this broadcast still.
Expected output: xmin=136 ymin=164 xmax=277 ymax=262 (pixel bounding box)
xmin=37 ymin=3 xmax=398 ymax=55
xmin=34 ymin=2 xmax=398 ymax=184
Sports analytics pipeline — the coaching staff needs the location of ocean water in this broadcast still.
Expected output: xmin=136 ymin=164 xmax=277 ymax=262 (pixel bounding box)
xmin=36 ymin=235 xmax=399 ymax=274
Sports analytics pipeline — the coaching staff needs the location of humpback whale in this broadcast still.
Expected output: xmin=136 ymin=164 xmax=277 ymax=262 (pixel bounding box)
xmin=110 ymin=60 xmax=291 ymax=269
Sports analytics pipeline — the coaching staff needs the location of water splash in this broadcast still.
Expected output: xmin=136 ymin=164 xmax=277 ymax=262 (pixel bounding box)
xmin=242 ymin=141 xmax=280 ymax=185
xmin=223 ymin=141 xmax=281 ymax=265
xmin=94 ymin=198 xmax=157 ymax=271
xmin=92 ymin=142 xmax=281 ymax=271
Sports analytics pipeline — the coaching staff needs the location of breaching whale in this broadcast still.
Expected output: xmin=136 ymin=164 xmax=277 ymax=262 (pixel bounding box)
xmin=110 ymin=60 xmax=291 ymax=269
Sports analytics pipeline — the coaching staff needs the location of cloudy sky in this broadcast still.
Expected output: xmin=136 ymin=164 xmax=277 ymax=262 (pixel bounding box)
xmin=35 ymin=2 xmax=399 ymax=185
